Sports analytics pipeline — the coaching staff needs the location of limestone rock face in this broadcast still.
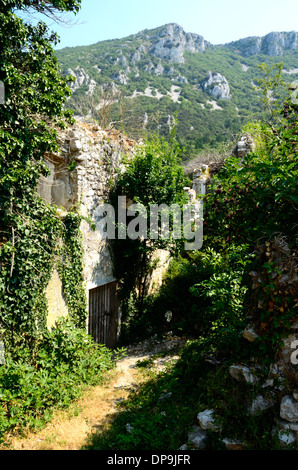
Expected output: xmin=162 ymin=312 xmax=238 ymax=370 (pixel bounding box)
xmin=67 ymin=66 xmax=90 ymax=92
xmin=149 ymin=23 xmax=210 ymax=64
xmin=262 ymin=31 xmax=298 ymax=56
xmin=201 ymin=72 xmax=231 ymax=100
xmin=227 ymin=31 xmax=298 ymax=57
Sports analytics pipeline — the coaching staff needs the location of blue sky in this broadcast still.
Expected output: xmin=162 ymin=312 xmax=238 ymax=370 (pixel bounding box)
xmin=31 ymin=0 xmax=298 ymax=50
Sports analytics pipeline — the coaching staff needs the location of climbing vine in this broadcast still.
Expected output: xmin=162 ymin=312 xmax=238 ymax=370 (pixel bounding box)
xmin=0 ymin=1 xmax=86 ymax=351
xmin=58 ymin=211 xmax=88 ymax=330
xmin=0 ymin=197 xmax=88 ymax=351
xmin=0 ymin=194 xmax=63 ymax=349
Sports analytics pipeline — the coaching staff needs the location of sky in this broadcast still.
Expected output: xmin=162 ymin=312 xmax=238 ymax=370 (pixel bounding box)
xmin=28 ymin=0 xmax=298 ymax=50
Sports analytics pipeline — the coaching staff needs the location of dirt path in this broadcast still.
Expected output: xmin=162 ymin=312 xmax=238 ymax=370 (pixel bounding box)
xmin=2 ymin=336 xmax=184 ymax=450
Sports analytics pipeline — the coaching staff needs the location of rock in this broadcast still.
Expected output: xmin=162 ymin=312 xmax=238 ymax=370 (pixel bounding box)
xmin=268 ymin=363 xmax=282 ymax=379
xmin=197 ymin=409 xmax=222 ymax=431
xmin=149 ymin=23 xmax=210 ymax=64
xmin=67 ymin=66 xmax=90 ymax=92
xmin=125 ymin=423 xmax=134 ymax=433
xmin=187 ymin=426 xmax=208 ymax=450
xmin=0 ymin=340 xmax=5 ymax=365
xmin=201 ymin=72 xmax=231 ymax=100
xmin=74 ymin=154 xmax=86 ymax=163
xmin=112 ymin=71 xmax=129 ymax=85
xmin=242 ymin=325 xmax=259 ymax=343
xmin=262 ymin=31 xmax=298 ymax=56
xmin=179 ymin=444 xmax=188 ymax=450
xmin=233 ymin=133 xmax=255 ymax=160
xmin=229 ymin=365 xmax=255 ymax=384
xmin=272 ymin=426 xmax=296 ymax=447
xmin=158 ymin=392 xmax=172 ymax=401
xmin=293 ymin=390 xmax=298 ymax=402
xmin=247 ymin=394 xmax=275 ymax=415
xmin=275 ymin=418 xmax=298 ymax=432
xmin=227 ymin=31 xmax=298 ymax=57
xmin=280 ymin=395 xmax=298 ymax=423
xmin=70 ymin=139 xmax=83 ymax=152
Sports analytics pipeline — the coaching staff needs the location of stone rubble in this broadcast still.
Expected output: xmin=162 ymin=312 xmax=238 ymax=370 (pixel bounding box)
xmin=179 ymin=313 xmax=298 ymax=450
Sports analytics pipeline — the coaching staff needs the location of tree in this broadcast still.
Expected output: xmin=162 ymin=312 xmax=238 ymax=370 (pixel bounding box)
xmin=109 ymin=127 xmax=188 ymax=337
xmin=204 ymin=66 xmax=298 ymax=247
xmin=0 ymin=1 xmax=82 ymax=343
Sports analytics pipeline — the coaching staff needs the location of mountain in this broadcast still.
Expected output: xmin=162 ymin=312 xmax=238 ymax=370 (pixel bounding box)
xmin=56 ymin=24 xmax=298 ymax=159
xmin=226 ymin=31 xmax=298 ymax=57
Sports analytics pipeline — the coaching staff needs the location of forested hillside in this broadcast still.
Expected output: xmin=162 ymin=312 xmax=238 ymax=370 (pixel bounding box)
xmin=56 ymin=23 xmax=298 ymax=157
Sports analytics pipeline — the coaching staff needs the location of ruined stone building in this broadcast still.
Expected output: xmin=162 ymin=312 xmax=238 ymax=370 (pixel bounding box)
xmin=38 ymin=120 xmax=130 ymax=346
xmin=38 ymin=118 xmax=208 ymax=347
xmin=38 ymin=120 xmax=170 ymax=347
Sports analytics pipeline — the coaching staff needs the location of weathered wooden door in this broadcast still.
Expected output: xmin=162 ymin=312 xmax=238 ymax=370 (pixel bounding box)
xmin=88 ymin=281 xmax=118 ymax=348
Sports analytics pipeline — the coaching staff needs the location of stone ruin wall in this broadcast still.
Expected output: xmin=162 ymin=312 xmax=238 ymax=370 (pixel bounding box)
xmin=38 ymin=120 xmax=170 ymax=330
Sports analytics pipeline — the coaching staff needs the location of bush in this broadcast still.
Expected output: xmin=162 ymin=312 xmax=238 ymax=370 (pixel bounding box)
xmin=0 ymin=318 xmax=125 ymax=439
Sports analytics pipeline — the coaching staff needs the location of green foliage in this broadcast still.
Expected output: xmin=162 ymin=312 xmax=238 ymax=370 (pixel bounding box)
xmin=0 ymin=195 xmax=63 ymax=344
xmin=189 ymin=244 xmax=254 ymax=343
xmin=204 ymin=133 xmax=298 ymax=247
xmin=203 ymin=74 xmax=298 ymax=250
xmin=109 ymin=129 xmax=188 ymax=343
xmin=58 ymin=212 xmax=88 ymax=329
xmin=56 ymin=27 xmax=298 ymax=159
xmin=0 ymin=2 xmax=90 ymax=345
xmin=142 ymin=243 xmax=254 ymax=346
xmin=0 ymin=318 xmax=122 ymax=439
xmin=84 ymin=346 xmax=194 ymax=451
xmin=255 ymin=62 xmax=288 ymax=126
xmin=84 ymin=341 xmax=282 ymax=451
xmin=94 ymin=67 xmax=298 ymax=451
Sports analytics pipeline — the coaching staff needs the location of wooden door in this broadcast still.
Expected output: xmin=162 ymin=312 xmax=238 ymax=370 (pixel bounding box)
xmin=88 ymin=282 xmax=118 ymax=348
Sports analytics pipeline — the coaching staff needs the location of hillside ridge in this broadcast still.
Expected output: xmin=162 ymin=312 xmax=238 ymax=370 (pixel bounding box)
xmin=56 ymin=23 xmax=298 ymax=157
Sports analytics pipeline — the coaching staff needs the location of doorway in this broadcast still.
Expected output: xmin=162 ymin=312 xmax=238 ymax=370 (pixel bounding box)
xmin=88 ymin=281 xmax=118 ymax=348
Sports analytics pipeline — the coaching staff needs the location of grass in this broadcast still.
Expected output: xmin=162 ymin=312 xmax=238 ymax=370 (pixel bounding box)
xmin=82 ymin=338 xmax=295 ymax=451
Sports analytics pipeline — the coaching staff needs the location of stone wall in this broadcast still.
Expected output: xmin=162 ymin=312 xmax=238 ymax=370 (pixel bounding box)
xmin=180 ymin=235 xmax=298 ymax=450
xmin=39 ymin=120 xmax=171 ymax=333
xmin=38 ymin=120 xmax=135 ymax=329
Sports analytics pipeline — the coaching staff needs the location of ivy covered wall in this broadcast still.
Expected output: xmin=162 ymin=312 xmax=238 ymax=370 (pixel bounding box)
xmin=38 ymin=120 xmax=136 ymax=331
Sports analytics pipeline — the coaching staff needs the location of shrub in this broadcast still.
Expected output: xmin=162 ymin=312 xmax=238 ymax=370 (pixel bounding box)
xmin=0 ymin=318 xmax=125 ymax=440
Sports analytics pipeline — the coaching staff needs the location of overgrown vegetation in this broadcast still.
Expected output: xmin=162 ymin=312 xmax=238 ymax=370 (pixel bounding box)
xmin=0 ymin=0 xmax=125 ymax=442
xmin=0 ymin=318 xmax=123 ymax=439
xmin=0 ymin=1 xmax=297 ymax=450
xmin=109 ymin=126 xmax=189 ymax=344
xmin=1 ymin=0 xmax=80 ymax=343
xmin=84 ymin=349 xmax=281 ymax=450
xmin=85 ymin=66 xmax=297 ymax=450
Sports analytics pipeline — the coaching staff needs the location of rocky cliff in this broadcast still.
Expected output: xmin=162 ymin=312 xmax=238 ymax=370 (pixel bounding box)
xmin=149 ymin=23 xmax=211 ymax=63
xmin=56 ymin=24 xmax=298 ymax=157
xmin=226 ymin=31 xmax=298 ymax=57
